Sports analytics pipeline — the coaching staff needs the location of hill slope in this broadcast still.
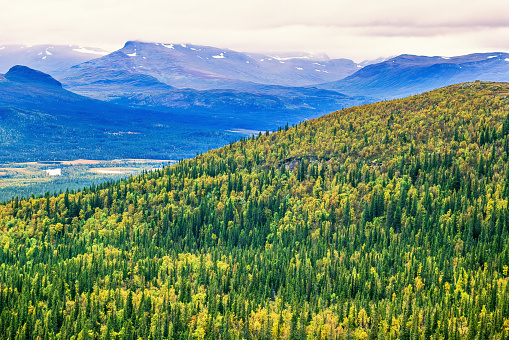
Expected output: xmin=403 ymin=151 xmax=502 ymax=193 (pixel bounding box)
xmin=1 ymin=81 xmax=509 ymax=339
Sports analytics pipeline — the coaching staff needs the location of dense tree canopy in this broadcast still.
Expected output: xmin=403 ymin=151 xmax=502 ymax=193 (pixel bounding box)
xmin=1 ymin=81 xmax=509 ymax=339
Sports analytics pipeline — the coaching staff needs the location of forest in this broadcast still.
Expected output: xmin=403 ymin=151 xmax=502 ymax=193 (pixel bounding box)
xmin=1 ymin=81 xmax=509 ymax=339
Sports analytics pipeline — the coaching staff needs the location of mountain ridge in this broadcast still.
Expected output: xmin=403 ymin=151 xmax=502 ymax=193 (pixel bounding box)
xmin=319 ymin=52 xmax=509 ymax=98
xmin=61 ymin=40 xmax=361 ymax=90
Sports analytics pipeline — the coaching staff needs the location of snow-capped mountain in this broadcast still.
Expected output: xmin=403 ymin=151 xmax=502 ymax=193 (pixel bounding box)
xmin=61 ymin=41 xmax=360 ymax=90
xmin=56 ymin=41 xmax=370 ymax=116
xmin=0 ymin=44 xmax=108 ymax=76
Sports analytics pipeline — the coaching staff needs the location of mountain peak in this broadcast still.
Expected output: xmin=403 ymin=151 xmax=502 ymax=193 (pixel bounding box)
xmin=123 ymin=40 xmax=138 ymax=48
xmin=5 ymin=65 xmax=62 ymax=87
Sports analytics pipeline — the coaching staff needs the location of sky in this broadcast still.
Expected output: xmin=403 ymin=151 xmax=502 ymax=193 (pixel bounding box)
xmin=0 ymin=0 xmax=508 ymax=62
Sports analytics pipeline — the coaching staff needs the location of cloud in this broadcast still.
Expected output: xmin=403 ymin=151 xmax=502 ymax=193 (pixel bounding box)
xmin=0 ymin=0 xmax=508 ymax=61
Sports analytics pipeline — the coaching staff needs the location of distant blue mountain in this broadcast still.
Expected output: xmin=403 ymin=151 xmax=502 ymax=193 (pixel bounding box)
xmin=319 ymin=53 xmax=509 ymax=98
xmin=5 ymin=65 xmax=62 ymax=87
xmin=0 ymin=66 xmax=260 ymax=162
xmin=0 ymin=65 xmax=369 ymax=163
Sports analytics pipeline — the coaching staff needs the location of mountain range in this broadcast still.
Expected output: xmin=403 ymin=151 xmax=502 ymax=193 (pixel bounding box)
xmin=57 ymin=41 xmax=369 ymax=115
xmin=2 ymin=41 xmax=509 ymax=163
xmin=4 ymin=42 xmax=509 ymax=100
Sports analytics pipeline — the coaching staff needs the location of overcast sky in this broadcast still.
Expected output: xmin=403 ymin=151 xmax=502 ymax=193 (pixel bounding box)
xmin=1 ymin=0 xmax=508 ymax=61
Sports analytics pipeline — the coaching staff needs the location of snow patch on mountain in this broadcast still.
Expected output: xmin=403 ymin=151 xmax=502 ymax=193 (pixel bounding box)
xmin=162 ymin=44 xmax=174 ymax=49
xmin=272 ymin=55 xmax=311 ymax=61
xmin=212 ymin=53 xmax=225 ymax=59
xmin=127 ymin=51 xmax=137 ymax=57
xmin=358 ymin=56 xmax=395 ymax=67
xmin=72 ymin=47 xmax=108 ymax=55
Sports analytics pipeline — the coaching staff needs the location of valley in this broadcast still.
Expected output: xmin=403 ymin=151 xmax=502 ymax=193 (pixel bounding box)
xmin=0 ymin=159 xmax=173 ymax=201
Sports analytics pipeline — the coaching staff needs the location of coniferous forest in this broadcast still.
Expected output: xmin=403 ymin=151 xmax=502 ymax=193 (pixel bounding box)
xmin=2 ymin=81 xmax=509 ymax=339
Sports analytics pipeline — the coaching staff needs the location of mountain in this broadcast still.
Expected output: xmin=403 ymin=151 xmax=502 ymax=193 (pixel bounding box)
xmin=5 ymin=65 xmax=62 ymax=87
xmin=61 ymin=41 xmax=361 ymax=90
xmin=6 ymin=43 xmax=509 ymax=103
xmin=0 ymin=44 xmax=108 ymax=76
xmin=56 ymin=42 xmax=370 ymax=124
xmin=58 ymin=50 xmax=175 ymax=101
xmin=59 ymin=45 xmax=509 ymax=121
xmin=320 ymin=52 xmax=509 ymax=98
xmin=0 ymin=66 xmax=248 ymax=162
xmin=1 ymin=81 xmax=509 ymax=339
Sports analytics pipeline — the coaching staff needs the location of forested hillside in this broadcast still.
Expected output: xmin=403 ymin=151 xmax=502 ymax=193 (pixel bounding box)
xmin=1 ymin=81 xmax=509 ymax=339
